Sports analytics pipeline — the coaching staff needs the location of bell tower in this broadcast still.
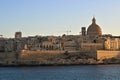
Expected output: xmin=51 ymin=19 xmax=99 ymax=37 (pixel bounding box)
xmin=15 ymin=31 xmax=22 ymax=39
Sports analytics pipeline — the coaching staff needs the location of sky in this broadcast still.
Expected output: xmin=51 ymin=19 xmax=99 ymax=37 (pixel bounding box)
xmin=0 ymin=0 xmax=120 ymax=38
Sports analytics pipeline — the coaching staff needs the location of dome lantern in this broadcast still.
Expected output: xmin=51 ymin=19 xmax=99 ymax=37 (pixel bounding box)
xmin=92 ymin=17 xmax=96 ymax=24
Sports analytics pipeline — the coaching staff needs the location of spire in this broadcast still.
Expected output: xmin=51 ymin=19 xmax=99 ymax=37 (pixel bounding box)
xmin=92 ymin=17 xmax=96 ymax=24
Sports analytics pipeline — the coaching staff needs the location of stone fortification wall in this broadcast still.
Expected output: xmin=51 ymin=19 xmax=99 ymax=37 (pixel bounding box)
xmin=79 ymin=50 xmax=97 ymax=59
xmin=0 ymin=50 xmax=97 ymax=65
xmin=0 ymin=52 xmax=16 ymax=64
xmin=19 ymin=50 xmax=97 ymax=65
xmin=97 ymin=50 xmax=120 ymax=60
xmin=19 ymin=50 xmax=81 ymax=65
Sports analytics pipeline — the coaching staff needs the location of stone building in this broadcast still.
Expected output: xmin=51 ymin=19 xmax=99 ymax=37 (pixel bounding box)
xmin=81 ymin=43 xmax=104 ymax=51
xmin=4 ymin=38 xmax=25 ymax=52
xmin=104 ymin=38 xmax=119 ymax=50
xmin=0 ymin=38 xmax=5 ymax=52
xmin=4 ymin=39 xmax=15 ymax=52
xmin=64 ymin=41 xmax=77 ymax=50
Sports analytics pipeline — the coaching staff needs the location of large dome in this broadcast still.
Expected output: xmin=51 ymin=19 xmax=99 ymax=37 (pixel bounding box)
xmin=87 ymin=17 xmax=102 ymax=38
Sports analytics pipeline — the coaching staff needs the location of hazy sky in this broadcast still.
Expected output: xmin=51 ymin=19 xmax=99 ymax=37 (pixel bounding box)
xmin=0 ymin=0 xmax=120 ymax=38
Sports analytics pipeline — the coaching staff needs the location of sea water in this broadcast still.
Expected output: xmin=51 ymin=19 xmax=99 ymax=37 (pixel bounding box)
xmin=0 ymin=65 xmax=120 ymax=80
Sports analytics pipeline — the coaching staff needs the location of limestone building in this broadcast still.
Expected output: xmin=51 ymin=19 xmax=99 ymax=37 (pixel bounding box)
xmin=104 ymin=38 xmax=119 ymax=50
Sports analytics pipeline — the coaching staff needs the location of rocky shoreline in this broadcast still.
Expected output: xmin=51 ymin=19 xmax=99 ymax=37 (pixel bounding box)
xmin=0 ymin=63 xmax=120 ymax=67
xmin=0 ymin=58 xmax=120 ymax=67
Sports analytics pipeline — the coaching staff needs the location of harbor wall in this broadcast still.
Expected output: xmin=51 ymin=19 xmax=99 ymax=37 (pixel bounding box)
xmin=97 ymin=50 xmax=120 ymax=60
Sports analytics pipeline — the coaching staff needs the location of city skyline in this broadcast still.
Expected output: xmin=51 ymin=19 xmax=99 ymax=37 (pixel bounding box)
xmin=0 ymin=0 xmax=120 ymax=38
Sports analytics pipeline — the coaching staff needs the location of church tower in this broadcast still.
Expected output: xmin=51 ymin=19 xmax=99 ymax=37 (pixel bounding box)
xmin=15 ymin=31 xmax=22 ymax=39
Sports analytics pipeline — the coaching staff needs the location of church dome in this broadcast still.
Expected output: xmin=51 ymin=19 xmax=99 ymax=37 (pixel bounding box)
xmin=87 ymin=17 xmax=102 ymax=38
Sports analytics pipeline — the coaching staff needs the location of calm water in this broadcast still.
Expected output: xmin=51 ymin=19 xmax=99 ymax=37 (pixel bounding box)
xmin=0 ymin=65 xmax=120 ymax=80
